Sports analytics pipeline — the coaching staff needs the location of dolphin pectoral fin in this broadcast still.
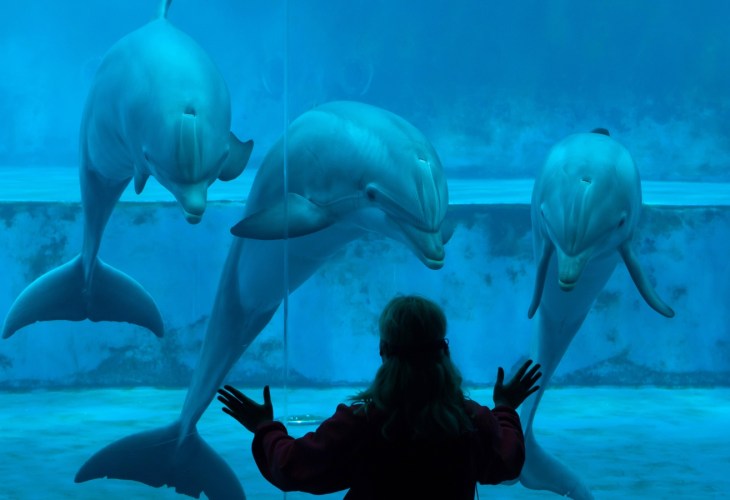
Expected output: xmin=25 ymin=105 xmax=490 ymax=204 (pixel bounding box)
xmin=219 ymin=134 xmax=253 ymax=182
xmin=157 ymin=0 xmax=172 ymax=19
xmin=619 ymin=242 xmax=675 ymax=318
xmin=2 ymin=256 xmax=88 ymax=338
xmin=230 ymin=193 xmax=336 ymax=239
xmin=134 ymin=170 xmax=150 ymax=195
xmin=88 ymin=259 xmax=165 ymax=336
xmin=75 ymin=423 xmax=245 ymax=500
xmin=528 ymin=240 xmax=554 ymax=319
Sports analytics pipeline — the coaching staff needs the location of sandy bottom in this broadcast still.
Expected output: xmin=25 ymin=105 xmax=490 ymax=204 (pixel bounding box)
xmin=0 ymin=386 xmax=728 ymax=499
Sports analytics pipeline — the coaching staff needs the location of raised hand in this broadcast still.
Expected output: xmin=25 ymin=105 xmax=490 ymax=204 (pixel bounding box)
xmin=492 ymin=359 xmax=542 ymax=410
xmin=217 ymin=384 xmax=274 ymax=433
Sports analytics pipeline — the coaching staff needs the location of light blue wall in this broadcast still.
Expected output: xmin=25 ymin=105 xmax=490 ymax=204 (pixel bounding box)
xmin=1 ymin=200 xmax=728 ymax=388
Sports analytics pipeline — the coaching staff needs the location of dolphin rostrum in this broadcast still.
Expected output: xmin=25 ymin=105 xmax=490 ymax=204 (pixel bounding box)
xmin=2 ymin=0 xmax=253 ymax=339
xmin=518 ymin=129 xmax=674 ymax=499
xmin=74 ymin=101 xmax=451 ymax=498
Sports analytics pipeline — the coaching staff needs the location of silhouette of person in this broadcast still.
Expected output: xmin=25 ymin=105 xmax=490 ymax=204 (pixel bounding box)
xmin=218 ymin=294 xmax=541 ymax=499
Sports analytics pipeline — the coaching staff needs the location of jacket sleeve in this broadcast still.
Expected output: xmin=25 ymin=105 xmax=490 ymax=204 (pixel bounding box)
xmin=471 ymin=402 xmax=526 ymax=484
xmin=251 ymin=404 xmax=361 ymax=494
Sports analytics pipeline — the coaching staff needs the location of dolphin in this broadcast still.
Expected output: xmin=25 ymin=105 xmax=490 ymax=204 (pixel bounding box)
xmin=74 ymin=101 xmax=451 ymax=498
xmin=518 ymin=129 xmax=675 ymax=499
xmin=2 ymin=0 xmax=253 ymax=339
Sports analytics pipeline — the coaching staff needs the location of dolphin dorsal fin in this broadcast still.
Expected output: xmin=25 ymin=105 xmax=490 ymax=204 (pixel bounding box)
xmin=157 ymin=0 xmax=172 ymax=19
xmin=591 ymin=127 xmax=610 ymax=136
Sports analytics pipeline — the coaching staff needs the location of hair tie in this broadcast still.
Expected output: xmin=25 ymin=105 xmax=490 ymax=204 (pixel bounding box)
xmin=379 ymin=338 xmax=449 ymax=360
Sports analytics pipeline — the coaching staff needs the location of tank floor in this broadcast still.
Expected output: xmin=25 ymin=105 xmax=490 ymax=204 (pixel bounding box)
xmin=1 ymin=386 xmax=728 ymax=499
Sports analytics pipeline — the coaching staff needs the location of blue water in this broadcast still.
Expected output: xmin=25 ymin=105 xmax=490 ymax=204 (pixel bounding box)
xmin=1 ymin=1 xmax=729 ymax=499
xmin=2 ymin=1 xmax=729 ymax=181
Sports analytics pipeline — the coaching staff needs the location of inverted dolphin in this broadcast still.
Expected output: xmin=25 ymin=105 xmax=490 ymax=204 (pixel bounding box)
xmin=75 ymin=101 xmax=451 ymax=498
xmin=2 ymin=0 xmax=253 ymax=339
xmin=518 ymin=129 xmax=674 ymax=499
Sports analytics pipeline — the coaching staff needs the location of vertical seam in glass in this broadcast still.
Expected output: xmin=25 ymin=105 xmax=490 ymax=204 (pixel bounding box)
xmin=282 ymin=6 xmax=291 ymax=499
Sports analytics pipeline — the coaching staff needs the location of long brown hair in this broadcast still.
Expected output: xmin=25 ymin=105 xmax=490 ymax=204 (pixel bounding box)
xmin=350 ymin=295 xmax=473 ymax=440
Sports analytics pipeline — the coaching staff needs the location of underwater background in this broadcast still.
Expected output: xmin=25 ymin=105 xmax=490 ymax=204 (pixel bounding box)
xmin=1 ymin=0 xmax=729 ymax=499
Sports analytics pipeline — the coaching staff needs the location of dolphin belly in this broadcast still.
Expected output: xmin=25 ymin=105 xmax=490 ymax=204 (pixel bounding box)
xmin=517 ymin=244 xmax=618 ymax=499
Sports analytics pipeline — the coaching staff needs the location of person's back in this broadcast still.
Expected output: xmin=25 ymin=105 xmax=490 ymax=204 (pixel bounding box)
xmin=345 ymin=400 xmax=520 ymax=499
xmin=351 ymin=421 xmax=476 ymax=498
xmin=342 ymin=295 xmax=530 ymax=498
xmin=218 ymin=295 xmax=542 ymax=499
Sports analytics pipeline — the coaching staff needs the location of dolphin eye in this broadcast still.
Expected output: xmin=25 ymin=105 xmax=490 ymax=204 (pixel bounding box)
xmin=365 ymin=185 xmax=377 ymax=202
xmin=617 ymin=218 xmax=625 ymax=228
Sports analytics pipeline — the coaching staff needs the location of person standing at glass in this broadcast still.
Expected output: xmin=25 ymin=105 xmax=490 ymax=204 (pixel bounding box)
xmin=218 ymin=295 xmax=542 ymax=499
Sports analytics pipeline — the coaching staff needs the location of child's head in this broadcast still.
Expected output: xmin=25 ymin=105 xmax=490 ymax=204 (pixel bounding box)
xmin=378 ymin=295 xmax=449 ymax=363
xmin=352 ymin=294 xmax=472 ymax=439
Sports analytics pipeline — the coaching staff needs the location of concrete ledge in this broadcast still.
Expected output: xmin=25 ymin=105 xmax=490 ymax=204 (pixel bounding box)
xmin=1 ymin=166 xmax=729 ymax=206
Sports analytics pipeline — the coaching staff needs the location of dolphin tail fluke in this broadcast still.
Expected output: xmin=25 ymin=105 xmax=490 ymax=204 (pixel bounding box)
xmin=3 ymin=256 xmax=87 ymax=338
xmin=1 ymin=255 xmax=163 ymax=339
xmin=519 ymin=431 xmax=594 ymax=500
xmin=75 ymin=423 xmax=246 ymax=500
xmin=87 ymin=258 xmax=164 ymax=336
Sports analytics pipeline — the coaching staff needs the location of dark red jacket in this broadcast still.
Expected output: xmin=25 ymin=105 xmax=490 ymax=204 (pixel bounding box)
xmin=252 ymin=399 xmax=525 ymax=499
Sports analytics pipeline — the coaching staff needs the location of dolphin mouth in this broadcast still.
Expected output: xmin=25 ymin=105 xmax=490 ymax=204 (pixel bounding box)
xmin=556 ymin=249 xmax=590 ymax=292
xmin=174 ymin=184 xmax=208 ymax=225
xmin=394 ymin=219 xmax=445 ymax=270
xmin=411 ymin=243 xmax=445 ymax=270
xmin=184 ymin=212 xmax=203 ymax=224
xmin=558 ymin=279 xmax=577 ymax=291
xmin=422 ymin=256 xmax=445 ymax=270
